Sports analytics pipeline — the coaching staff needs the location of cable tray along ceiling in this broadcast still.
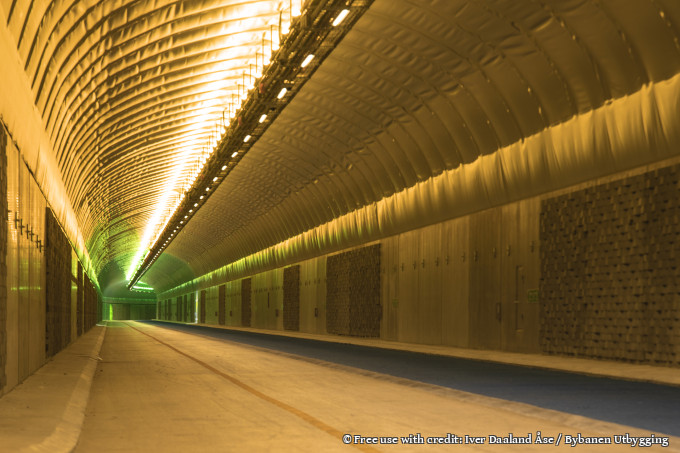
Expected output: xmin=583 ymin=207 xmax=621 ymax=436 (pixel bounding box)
xmin=145 ymin=0 xmax=680 ymax=292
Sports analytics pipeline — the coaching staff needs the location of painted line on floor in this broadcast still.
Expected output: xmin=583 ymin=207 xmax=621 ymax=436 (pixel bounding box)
xmin=143 ymin=320 xmax=680 ymax=449
xmin=124 ymin=322 xmax=379 ymax=452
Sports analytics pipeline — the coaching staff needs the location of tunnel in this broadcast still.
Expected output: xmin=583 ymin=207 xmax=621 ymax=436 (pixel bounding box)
xmin=1 ymin=0 xmax=680 ymax=451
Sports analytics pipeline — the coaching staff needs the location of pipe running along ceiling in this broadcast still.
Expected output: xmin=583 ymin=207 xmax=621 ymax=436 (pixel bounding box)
xmin=1 ymin=0 xmax=680 ymax=294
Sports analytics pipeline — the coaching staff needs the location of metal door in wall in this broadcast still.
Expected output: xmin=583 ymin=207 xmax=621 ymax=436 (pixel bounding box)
xmin=183 ymin=295 xmax=188 ymax=322
xmin=77 ymin=264 xmax=83 ymax=336
xmin=190 ymin=293 xmax=195 ymax=323
xmin=200 ymin=290 xmax=206 ymax=324
xmin=218 ymin=285 xmax=226 ymax=325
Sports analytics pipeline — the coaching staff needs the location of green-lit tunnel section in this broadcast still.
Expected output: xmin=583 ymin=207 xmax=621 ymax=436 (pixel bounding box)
xmin=2 ymin=0 xmax=680 ymax=400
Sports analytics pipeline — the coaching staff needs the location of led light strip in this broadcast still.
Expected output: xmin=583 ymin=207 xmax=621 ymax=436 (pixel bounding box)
xmin=128 ymin=0 xmax=373 ymax=289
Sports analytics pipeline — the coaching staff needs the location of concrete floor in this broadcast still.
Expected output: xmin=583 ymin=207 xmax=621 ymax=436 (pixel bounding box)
xmin=142 ymin=321 xmax=680 ymax=436
xmin=1 ymin=321 xmax=678 ymax=452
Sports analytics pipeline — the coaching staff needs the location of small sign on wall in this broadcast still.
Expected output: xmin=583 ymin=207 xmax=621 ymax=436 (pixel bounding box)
xmin=527 ymin=289 xmax=539 ymax=303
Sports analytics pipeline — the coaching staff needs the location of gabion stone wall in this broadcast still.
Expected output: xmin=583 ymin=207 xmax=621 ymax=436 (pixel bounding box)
xmin=77 ymin=263 xmax=83 ymax=335
xmin=540 ymin=165 xmax=680 ymax=366
xmin=283 ymin=265 xmax=300 ymax=331
xmin=327 ymin=244 xmax=381 ymax=337
xmin=0 ymin=126 xmax=7 ymax=391
xmin=45 ymin=207 xmax=72 ymax=358
xmin=84 ymin=274 xmax=99 ymax=330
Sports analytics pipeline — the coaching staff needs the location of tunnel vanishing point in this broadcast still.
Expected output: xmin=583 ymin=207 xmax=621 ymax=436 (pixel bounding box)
xmin=1 ymin=0 xmax=680 ymax=452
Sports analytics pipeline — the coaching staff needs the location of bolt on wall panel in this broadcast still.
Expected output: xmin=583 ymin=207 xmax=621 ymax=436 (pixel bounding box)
xmin=441 ymin=217 xmax=470 ymax=348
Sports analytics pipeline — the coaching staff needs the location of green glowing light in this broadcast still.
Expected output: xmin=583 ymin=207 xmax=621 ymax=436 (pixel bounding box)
xmin=131 ymin=281 xmax=155 ymax=292
xmin=132 ymin=285 xmax=154 ymax=291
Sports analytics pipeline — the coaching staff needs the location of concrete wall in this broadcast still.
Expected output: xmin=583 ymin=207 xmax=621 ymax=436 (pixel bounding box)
xmin=5 ymin=127 xmax=47 ymax=392
xmin=0 ymin=121 xmax=6 ymax=391
xmin=158 ymin=158 xmax=680 ymax=366
xmin=1 ymin=123 xmax=102 ymax=397
xmin=157 ymin=202 xmax=541 ymax=350
xmin=102 ymin=301 xmax=156 ymax=321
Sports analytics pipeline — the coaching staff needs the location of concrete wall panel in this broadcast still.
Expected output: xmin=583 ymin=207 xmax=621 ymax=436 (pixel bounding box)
xmin=241 ymin=278 xmax=251 ymax=327
xmin=419 ymin=225 xmax=442 ymax=345
xmin=469 ymin=208 xmax=502 ymax=350
xmin=4 ymin=133 xmax=18 ymax=392
xmin=441 ymin=217 xmax=470 ymax=347
xmin=381 ymin=236 xmax=399 ymax=341
xmin=397 ymin=230 xmax=419 ymax=343
xmin=157 ymin=158 xmax=680 ymax=366
xmin=218 ymin=285 xmax=225 ymax=325
xmin=0 ymin=124 xmax=6 ymax=393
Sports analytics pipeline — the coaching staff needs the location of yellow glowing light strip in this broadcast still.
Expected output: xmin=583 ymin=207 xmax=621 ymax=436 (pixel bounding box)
xmin=128 ymin=0 xmax=369 ymax=288
xmin=127 ymin=5 xmax=296 ymax=283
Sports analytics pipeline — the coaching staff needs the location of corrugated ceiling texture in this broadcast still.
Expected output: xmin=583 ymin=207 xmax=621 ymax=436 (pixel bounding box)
xmin=149 ymin=0 xmax=680 ymax=292
xmin=1 ymin=0 xmax=287 ymax=279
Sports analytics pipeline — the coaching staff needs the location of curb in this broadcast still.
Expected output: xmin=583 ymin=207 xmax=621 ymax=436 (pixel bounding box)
xmin=19 ymin=325 xmax=107 ymax=453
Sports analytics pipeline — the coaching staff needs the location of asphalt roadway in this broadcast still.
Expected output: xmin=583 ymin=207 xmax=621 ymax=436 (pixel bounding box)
xmin=144 ymin=321 xmax=680 ymax=437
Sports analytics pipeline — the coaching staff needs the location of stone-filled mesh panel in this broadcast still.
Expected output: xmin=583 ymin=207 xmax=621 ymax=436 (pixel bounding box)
xmin=326 ymin=244 xmax=381 ymax=337
xmin=83 ymin=274 xmax=98 ymax=330
xmin=283 ymin=265 xmax=300 ymax=331
xmin=241 ymin=278 xmax=251 ymax=327
xmin=77 ymin=263 xmax=83 ymax=335
xmin=0 ymin=126 xmax=7 ymax=391
xmin=540 ymin=166 xmax=680 ymax=365
xmin=45 ymin=208 xmax=72 ymax=358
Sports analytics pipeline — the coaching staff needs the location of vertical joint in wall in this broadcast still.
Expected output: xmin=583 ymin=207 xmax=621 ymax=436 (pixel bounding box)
xmin=0 ymin=124 xmax=8 ymax=392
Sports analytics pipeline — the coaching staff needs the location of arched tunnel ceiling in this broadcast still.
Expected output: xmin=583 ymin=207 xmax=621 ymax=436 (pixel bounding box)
xmin=2 ymin=0 xmax=680 ymax=294
xmin=1 ymin=0 xmax=292 ymax=288
xmin=149 ymin=0 xmax=680 ymax=292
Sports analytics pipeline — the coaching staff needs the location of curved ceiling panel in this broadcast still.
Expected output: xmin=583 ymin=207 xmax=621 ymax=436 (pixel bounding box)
xmin=2 ymin=0 xmax=292 ymax=284
xmin=2 ymin=0 xmax=680 ymax=294
xmin=146 ymin=0 xmax=680 ymax=291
